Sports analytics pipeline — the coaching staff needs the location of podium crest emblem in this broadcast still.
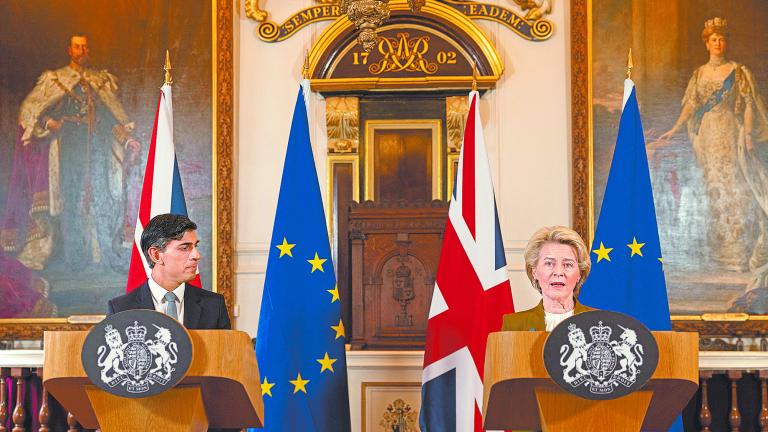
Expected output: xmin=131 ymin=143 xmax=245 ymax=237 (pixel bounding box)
xmin=543 ymin=310 xmax=659 ymax=400
xmin=82 ymin=309 xmax=193 ymax=398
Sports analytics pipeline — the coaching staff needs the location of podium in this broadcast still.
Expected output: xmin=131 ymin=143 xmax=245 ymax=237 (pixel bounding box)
xmin=483 ymin=331 xmax=698 ymax=432
xmin=43 ymin=330 xmax=264 ymax=432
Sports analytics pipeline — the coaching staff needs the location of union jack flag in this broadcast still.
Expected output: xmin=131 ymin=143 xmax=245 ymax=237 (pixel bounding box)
xmin=125 ymin=83 xmax=199 ymax=292
xmin=420 ymin=91 xmax=515 ymax=431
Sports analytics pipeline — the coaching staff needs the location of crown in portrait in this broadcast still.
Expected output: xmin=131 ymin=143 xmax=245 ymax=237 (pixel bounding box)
xmin=705 ymin=17 xmax=727 ymax=30
xmin=589 ymin=321 xmax=612 ymax=343
xmin=125 ymin=321 xmax=148 ymax=342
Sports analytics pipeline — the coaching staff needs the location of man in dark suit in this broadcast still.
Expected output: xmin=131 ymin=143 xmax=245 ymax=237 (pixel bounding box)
xmin=107 ymin=214 xmax=230 ymax=329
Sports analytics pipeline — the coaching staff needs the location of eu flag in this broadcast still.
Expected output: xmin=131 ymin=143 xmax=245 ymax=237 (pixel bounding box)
xmin=579 ymin=79 xmax=682 ymax=431
xmin=254 ymin=83 xmax=351 ymax=431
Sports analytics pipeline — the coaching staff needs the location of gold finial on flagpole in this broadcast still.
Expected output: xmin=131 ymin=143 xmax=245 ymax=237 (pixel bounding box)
xmin=302 ymin=50 xmax=310 ymax=80
xmin=626 ymin=48 xmax=633 ymax=80
xmin=471 ymin=61 xmax=478 ymax=91
xmin=164 ymin=50 xmax=173 ymax=85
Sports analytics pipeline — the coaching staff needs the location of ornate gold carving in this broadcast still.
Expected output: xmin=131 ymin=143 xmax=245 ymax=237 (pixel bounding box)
xmin=244 ymin=0 xmax=268 ymax=21
xmin=509 ymin=0 xmax=552 ymax=21
xmin=326 ymin=97 xmax=359 ymax=153
xmin=571 ymin=0 xmax=590 ymax=244
xmin=379 ymin=398 xmax=418 ymax=431
xmin=308 ymin=1 xmax=504 ymax=92
xmin=248 ymin=0 xmax=551 ymax=43
xmin=407 ymin=0 xmax=425 ymax=13
xmin=0 ymin=321 xmax=91 ymax=340
xmin=446 ymin=96 xmax=469 ymax=152
xmin=441 ymin=0 xmax=553 ymax=41
xmin=216 ymin=0 xmax=235 ymax=316
xmin=369 ymin=33 xmax=438 ymax=75
xmin=340 ymin=0 xmax=391 ymax=52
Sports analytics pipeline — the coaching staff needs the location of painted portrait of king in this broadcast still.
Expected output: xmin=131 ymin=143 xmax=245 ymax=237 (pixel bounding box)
xmin=0 ymin=34 xmax=141 ymax=318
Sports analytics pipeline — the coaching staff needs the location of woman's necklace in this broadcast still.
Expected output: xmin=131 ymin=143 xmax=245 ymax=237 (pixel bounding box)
xmin=708 ymin=57 xmax=727 ymax=69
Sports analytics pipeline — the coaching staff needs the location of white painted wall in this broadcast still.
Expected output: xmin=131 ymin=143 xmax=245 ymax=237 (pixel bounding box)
xmin=233 ymin=0 xmax=571 ymax=334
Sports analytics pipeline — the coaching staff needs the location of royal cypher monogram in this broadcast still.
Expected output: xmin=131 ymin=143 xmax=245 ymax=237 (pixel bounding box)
xmin=97 ymin=321 xmax=180 ymax=394
xmin=369 ymin=33 xmax=439 ymax=75
xmin=558 ymin=321 xmax=646 ymax=395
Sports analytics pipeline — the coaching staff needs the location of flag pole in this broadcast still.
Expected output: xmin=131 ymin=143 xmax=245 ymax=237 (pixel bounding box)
xmin=626 ymin=48 xmax=633 ymax=80
xmin=164 ymin=50 xmax=173 ymax=85
xmin=471 ymin=61 xmax=478 ymax=91
xmin=302 ymin=50 xmax=310 ymax=80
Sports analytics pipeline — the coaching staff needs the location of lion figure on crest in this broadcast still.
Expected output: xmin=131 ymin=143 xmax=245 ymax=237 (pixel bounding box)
xmin=560 ymin=324 xmax=590 ymax=383
xmin=98 ymin=326 xmax=127 ymax=383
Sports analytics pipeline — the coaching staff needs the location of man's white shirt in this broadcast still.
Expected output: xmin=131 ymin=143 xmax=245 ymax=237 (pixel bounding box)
xmin=148 ymin=277 xmax=185 ymax=323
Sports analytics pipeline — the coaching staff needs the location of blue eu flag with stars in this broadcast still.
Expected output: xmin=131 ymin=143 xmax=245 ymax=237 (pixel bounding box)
xmin=253 ymin=83 xmax=351 ymax=431
xmin=579 ymin=79 xmax=682 ymax=431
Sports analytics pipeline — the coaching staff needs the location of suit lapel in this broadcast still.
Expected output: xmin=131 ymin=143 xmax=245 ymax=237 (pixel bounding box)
xmin=184 ymin=286 xmax=202 ymax=329
xmin=135 ymin=283 xmax=155 ymax=311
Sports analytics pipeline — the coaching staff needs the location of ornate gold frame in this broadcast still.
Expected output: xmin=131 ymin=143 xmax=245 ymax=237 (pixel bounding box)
xmin=447 ymin=153 xmax=460 ymax=199
xmin=364 ymin=119 xmax=443 ymax=201
xmin=570 ymin=0 xmax=767 ymax=335
xmin=327 ymin=154 xmax=361 ymax=241
xmin=0 ymin=0 xmax=233 ymax=339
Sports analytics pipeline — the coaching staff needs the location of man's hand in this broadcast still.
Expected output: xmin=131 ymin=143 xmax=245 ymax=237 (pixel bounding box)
xmin=45 ymin=118 xmax=63 ymax=132
xmin=126 ymin=139 xmax=140 ymax=164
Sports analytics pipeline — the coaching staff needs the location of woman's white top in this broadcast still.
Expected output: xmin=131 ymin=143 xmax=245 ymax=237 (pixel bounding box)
xmin=544 ymin=309 xmax=574 ymax=331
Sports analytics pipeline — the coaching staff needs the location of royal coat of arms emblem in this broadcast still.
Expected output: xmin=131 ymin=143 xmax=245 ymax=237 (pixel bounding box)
xmin=543 ymin=310 xmax=659 ymax=400
xmin=82 ymin=310 xmax=193 ymax=398
xmin=99 ymin=321 xmax=178 ymax=393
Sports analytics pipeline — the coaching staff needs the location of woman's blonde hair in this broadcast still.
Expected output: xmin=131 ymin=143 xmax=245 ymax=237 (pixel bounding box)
xmin=524 ymin=226 xmax=591 ymax=297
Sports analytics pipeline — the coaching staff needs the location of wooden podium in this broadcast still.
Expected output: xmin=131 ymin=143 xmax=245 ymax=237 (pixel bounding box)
xmin=43 ymin=330 xmax=264 ymax=432
xmin=483 ymin=331 xmax=698 ymax=432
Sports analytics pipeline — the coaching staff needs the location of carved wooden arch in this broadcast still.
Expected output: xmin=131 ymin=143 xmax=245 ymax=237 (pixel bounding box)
xmin=307 ymin=0 xmax=504 ymax=92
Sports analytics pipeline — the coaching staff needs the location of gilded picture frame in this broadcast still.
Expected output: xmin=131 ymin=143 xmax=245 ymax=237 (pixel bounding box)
xmin=0 ymin=0 xmax=233 ymax=339
xmin=364 ymin=119 xmax=444 ymax=202
xmin=571 ymin=0 xmax=768 ymax=335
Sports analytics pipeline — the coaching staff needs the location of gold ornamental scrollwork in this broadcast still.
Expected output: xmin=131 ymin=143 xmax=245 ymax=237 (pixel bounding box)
xmin=326 ymin=97 xmax=360 ymax=153
xmin=509 ymin=0 xmax=552 ymax=21
xmin=248 ymin=0 xmax=553 ymax=44
xmin=446 ymin=95 xmax=469 ymax=152
xmin=340 ymin=0 xmax=392 ymax=52
xmin=369 ymin=33 xmax=438 ymax=75
xmin=244 ymin=0 xmax=268 ymax=21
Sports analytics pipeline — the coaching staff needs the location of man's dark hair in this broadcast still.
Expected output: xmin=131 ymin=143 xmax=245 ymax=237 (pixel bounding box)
xmin=141 ymin=214 xmax=197 ymax=268
xmin=68 ymin=33 xmax=88 ymax=46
